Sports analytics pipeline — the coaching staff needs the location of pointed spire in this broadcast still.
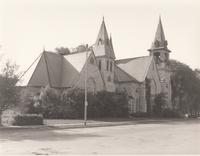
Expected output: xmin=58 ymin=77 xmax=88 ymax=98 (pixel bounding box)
xmin=154 ymin=16 xmax=166 ymax=43
xmin=93 ymin=17 xmax=116 ymax=59
xmin=150 ymin=16 xmax=167 ymax=49
xmin=95 ymin=17 xmax=109 ymax=45
xmin=149 ymin=16 xmax=170 ymax=52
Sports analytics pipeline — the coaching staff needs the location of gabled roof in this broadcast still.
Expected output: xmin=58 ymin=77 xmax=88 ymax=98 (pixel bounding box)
xmin=64 ymin=51 xmax=91 ymax=73
xmin=116 ymin=56 xmax=153 ymax=82
xmin=18 ymin=51 xmax=92 ymax=88
xmin=114 ymin=65 xmax=139 ymax=83
xmin=93 ymin=18 xmax=116 ymax=59
xmin=17 ymin=53 xmax=42 ymax=86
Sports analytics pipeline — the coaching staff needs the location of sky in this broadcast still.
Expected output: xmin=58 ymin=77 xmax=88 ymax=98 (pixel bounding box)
xmin=0 ymin=0 xmax=200 ymax=72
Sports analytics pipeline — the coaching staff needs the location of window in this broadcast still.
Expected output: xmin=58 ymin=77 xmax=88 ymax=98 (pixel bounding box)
xmin=107 ymin=60 xmax=109 ymax=71
xmin=110 ymin=61 xmax=113 ymax=72
xmin=98 ymin=38 xmax=102 ymax=45
xmin=90 ymin=57 xmax=94 ymax=64
xmin=136 ymin=98 xmax=140 ymax=112
xmin=98 ymin=60 xmax=101 ymax=70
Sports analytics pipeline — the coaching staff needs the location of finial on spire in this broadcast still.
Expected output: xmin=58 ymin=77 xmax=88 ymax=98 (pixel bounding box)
xmin=159 ymin=14 xmax=162 ymax=23
xmin=103 ymin=16 xmax=104 ymax=21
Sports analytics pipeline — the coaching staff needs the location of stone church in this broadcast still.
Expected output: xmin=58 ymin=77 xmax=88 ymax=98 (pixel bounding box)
xmin=18 ymin=17 xmax=172 ymax=114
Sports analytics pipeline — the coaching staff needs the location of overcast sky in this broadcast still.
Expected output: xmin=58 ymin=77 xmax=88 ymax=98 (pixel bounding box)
xmin=0 ymin=0 xmax=200 ymax=71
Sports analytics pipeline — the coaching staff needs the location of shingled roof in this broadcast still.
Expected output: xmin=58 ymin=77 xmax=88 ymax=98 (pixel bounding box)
xmin=18 ymin=51 xmax=92 ymax=88
xmin=114 ymin=65 xmax=138 ymax=83
xmin=115 ymin=56 xmax=153 ymax=83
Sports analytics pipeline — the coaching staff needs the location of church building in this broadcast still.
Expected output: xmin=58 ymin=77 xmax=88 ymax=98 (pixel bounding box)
xmin=18 ymin=17 xmax=172 ymax=114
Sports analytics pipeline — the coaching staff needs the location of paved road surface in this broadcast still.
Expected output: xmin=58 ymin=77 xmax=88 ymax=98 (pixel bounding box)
xmin=0 ymin=120 xmax=200 ymax=155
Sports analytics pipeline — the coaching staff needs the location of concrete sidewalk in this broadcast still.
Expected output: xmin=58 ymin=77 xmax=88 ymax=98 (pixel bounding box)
xmin=1 ymin=118 xmax=198 ymax=130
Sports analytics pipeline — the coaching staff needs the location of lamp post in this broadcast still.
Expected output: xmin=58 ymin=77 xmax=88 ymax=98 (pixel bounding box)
xmin=84 ymin=47 xmax=88 ymax=126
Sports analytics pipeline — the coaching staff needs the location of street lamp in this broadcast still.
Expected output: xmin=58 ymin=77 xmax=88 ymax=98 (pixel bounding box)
xmin=84 ymin=47 xmax=89 ymax=126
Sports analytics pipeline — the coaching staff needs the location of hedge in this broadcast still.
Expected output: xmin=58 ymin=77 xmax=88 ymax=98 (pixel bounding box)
xmin=13 ymin=114 xmax=43 ymax=126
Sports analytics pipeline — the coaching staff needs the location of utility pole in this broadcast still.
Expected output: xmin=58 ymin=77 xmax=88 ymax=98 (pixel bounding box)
xmin=84 ymin=46 xmax=89 ymax=126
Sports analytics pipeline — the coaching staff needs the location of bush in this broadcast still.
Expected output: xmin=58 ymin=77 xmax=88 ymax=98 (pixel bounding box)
xmin=40 ymin=87 xmax=129 ymax=119
xmin=13 ymin=114 xmax=43 ymax=126
xmin=161 ymin=108 xmax=182 ymax=118
xmin=131 ymin=112 xmax=150 ymax=117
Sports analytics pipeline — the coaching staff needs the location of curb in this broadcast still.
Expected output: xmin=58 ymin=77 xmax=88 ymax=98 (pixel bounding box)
xmin=0 ymin=118 xmax=199 ymax=131
xmin=0 ymin=121 xmax=135 ymax=131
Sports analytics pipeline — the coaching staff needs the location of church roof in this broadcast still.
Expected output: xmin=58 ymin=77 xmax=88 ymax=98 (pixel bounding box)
xmin=115 ymin=56 xmax=153 ymax=83
xmin=93 ymin=18 xmax=116 ymax=59
xmin=17 ymin=51 xmax=92 ymax=88
xmin=114 ymin=65 xmax=138 ymax=83
xmin=64 ymin=51 xmax=91 ymax=73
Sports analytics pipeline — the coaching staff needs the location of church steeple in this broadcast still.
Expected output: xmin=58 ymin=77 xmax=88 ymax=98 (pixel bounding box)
xmin=149 ymin=16 xmax=170 ymax=52
xmin=93 ymin=17 xmax=116 ymax=92
xmin=93 ymin=17 xmax=115 ymax=59
xmin=95 ymin=17 xmax=109 ymax=45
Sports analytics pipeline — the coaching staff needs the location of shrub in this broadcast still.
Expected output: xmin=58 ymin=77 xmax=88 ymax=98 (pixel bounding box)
xmin=153 ymin=92 xmax=167 ymax=116
xmin=40 ymin=87 xmax=129 ymax=119
xmin=131 ymin=112 xmax=150 ymax=117
xmin=13 ymin=114 xmax=43 ymax=126
xmin=161 ymin=108 xmax=182 ymax=118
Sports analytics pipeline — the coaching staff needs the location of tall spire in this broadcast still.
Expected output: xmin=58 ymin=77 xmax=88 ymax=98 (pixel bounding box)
xmin=154 ymin=16 xmax=165 ymax=43
xmin=150 ymin=16 xmax=170 ymax=51
xmin=95 ymin=17 xmax=109 ymax=45
xmin=93 ymin=17 xmax=116 ymax=59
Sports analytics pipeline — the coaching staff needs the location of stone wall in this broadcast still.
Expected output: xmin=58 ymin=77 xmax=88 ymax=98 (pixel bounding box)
xmin=96 ymin=57 xmax=116 ymax=92
xmin=75 ymin=54 xmax=105 ymax=92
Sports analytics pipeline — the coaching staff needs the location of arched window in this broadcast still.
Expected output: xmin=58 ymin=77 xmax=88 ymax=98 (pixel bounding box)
xmin=107 ymin=60 xmax=109 ymax=71
xmin=98 ymin=38 xmax=102 ymax=45
xmin=98 ymin=60 xmax=101 ymax=70
xmin=110 ymin=61 xmax=113 ymax=72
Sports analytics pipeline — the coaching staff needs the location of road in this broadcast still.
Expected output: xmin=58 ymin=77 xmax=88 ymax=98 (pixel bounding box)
xmin=0 ymin=119 xmax=200 ymax=155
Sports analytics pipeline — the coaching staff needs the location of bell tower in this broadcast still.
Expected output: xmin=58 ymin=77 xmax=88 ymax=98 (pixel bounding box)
xmin=93 ymin=17 xmax=116 ymax=92
xmin=148 ymin=17 xmax=172 ymax=107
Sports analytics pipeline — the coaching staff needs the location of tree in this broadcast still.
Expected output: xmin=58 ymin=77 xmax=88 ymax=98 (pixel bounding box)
xmin=169 ymin=59 xmax=200 ymax=116
xmin=153 ymin=92 xmax=167 ymax=116
xmin=55 ymin=47 xmax=70 ymax=55
xmin=0 ymin=60 xmax=20 ymax=113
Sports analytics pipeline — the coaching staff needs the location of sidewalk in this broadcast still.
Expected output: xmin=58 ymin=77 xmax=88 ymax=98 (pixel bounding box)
xmin=1 ymin=117 xmax=198 ymax=130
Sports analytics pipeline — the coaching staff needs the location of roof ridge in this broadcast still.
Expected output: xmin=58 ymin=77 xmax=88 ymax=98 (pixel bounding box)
xmin=65 ymin=50 xmax=92 ymax=56
xmin=115 ymin=55 xmax=150 ymax=64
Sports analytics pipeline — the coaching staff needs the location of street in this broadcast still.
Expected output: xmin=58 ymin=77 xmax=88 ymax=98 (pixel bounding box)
xmin=0 ymin=119 xmax=200 ymax=155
